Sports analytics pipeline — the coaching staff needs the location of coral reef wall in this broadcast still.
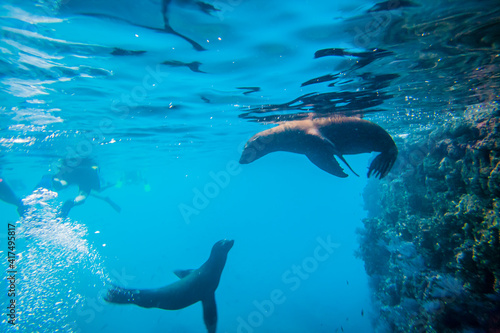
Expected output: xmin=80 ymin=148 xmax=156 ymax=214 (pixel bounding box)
xmin=358 ymin=102 xmax=500 ymax=333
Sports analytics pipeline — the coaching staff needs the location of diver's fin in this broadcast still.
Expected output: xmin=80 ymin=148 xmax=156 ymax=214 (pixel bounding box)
xmin=90 ymin=194 xmax=122 ymax=213
xmin=202 ymin=294 xmax=217 ymax=333
xmin=174 ymin=269 xmax=194 ymax=279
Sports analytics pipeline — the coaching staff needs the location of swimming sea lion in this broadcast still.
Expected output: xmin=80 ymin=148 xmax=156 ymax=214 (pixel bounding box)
xmin=105 ymin=239 xmax=234 ymax=333
xmin=239 ymin=117 xmax=398 ymax=178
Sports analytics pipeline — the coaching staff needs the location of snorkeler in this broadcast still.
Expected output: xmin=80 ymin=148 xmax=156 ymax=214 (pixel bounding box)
xmin=37 ymin=158 xmax=120 ymax=217
xmin=0 ymin=177 xmax=27 ymax=216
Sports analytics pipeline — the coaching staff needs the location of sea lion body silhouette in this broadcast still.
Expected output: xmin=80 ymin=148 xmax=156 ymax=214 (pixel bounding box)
xmin=105 ymin=239 xmax=234 ymax=333
xmin=239 ymin=117 xmax=398 ymax=178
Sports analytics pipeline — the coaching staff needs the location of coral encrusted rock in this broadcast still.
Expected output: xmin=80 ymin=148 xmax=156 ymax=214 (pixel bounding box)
xmin=357 ymin=102 xmax=500 ymax=332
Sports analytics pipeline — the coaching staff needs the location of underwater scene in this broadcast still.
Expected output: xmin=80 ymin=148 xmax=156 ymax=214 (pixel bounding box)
xmin=0 ymin=0 xmax=499 ymax=332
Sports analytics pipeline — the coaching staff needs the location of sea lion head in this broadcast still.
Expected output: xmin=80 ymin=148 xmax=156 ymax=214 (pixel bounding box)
xmin=239 ymin=133 xmax=275 ymax=164
xmin=212 ymin=239 xmax=234 ymax=255
xmin=239 ymin=141 xmax=257 ymax=164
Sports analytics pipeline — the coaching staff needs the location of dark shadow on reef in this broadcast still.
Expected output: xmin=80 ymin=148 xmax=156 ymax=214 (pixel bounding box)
xmin=357 ymin=102 xmax=500 ymax=332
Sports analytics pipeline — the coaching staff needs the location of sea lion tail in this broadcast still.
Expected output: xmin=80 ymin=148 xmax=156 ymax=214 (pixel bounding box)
xmin=104 ymin=285 xmax=135 ymax=304
xmin=368 ymin=147 xmax=398 ymax=179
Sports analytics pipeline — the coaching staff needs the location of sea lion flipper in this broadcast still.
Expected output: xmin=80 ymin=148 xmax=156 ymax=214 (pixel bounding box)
xmin=202 ymin=294 xmax=217 ymax=333
xmin=104 ymin=285 xmax=134 ymax=304
xmin=307 ymin=129 xmax=358 ymax=177
xmin=368 ymin=149 xmax=397 ymax=179
xmin=174 ymin=269 xmax=194 ymax=279
xmin=306 ymin=153 xmax=348 ymax=178
xmin=336 ymin=155 xmax=360 ymax=177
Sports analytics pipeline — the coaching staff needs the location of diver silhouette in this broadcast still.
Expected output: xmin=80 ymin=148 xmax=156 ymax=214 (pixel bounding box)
xmin=37 ymin=158 xmax=120 ymax=217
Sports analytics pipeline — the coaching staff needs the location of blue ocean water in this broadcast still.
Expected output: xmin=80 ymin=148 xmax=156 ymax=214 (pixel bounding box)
xmin=0 ymin=0 xmax=498 ymax=332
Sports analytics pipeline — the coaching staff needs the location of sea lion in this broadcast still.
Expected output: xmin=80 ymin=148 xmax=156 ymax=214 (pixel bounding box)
xmin=105 ymin=239 xmax=234 ymax=333
xmin=239 ymin=117 xmax=398 ymax=179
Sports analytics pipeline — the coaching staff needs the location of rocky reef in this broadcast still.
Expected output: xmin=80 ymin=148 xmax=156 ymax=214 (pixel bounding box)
xmin=358 ymin=102 xmax=500 ymax=332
